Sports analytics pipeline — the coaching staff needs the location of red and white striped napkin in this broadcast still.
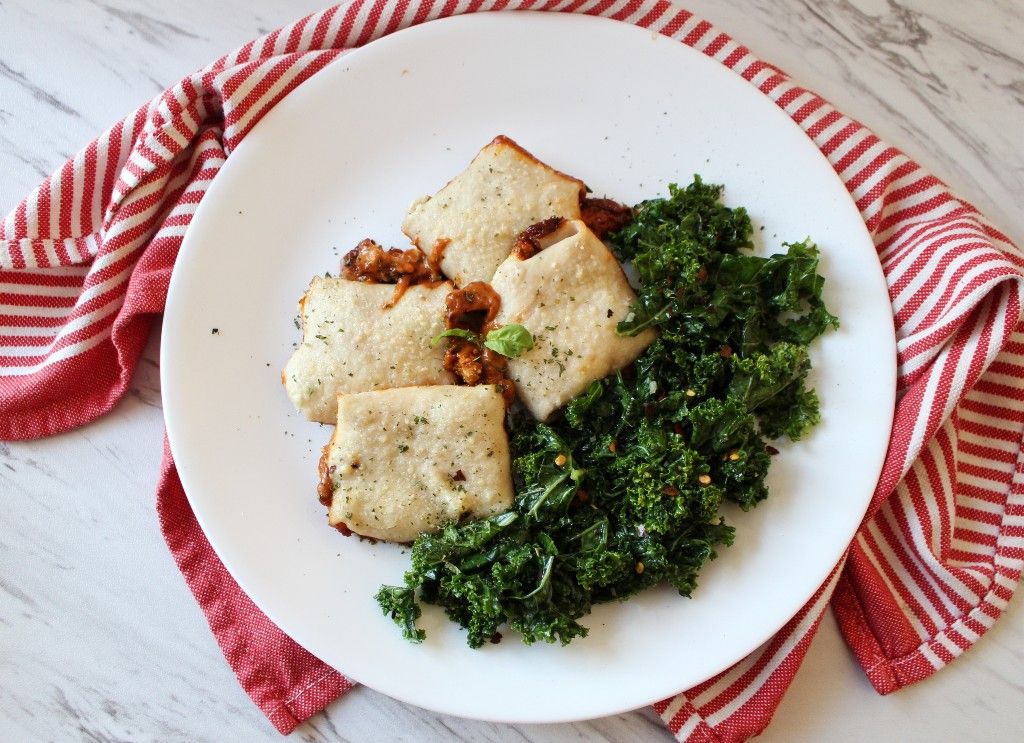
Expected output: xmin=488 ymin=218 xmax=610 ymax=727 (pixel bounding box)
xmin=3 ymin=2 xmax=1022 ymax=740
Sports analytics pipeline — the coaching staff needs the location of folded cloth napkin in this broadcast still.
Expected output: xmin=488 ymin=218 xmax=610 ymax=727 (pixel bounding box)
xmin=2 ymin=1 xmax=1022 ymax=740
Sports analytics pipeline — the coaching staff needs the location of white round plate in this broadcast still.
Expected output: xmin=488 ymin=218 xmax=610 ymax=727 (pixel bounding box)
xmin=162 ymin=12 xmax=895 ymax=723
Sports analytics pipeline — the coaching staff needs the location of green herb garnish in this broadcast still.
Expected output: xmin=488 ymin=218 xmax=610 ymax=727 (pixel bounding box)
xmin=483 ymin=324 xmax=534 ymax=358
xmin=432 ymin=324 xmax=535 ymax=359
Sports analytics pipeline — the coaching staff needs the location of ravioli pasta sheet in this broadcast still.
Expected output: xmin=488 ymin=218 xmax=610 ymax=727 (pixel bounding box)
xmin=322 ymin=385 xmax=514 ymax=543
xmin=491 ymin=220 xmax=656 ymax=421
xmin=402 ymin=136 xmax=585 ymax=286
xmin=283 ymin=277 xmax=453 ymax=423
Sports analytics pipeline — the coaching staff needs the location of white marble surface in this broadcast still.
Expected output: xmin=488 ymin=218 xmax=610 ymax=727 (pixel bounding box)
xmin=1 ymin=1 xmax=1022 ymax=741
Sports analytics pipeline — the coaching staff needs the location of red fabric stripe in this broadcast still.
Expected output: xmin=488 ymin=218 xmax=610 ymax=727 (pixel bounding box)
xmin=0 ymin=270 xmax=86 ymax=288
xmin=658 ymin=7 xmax=692 ymax=36
xmin=683 ymin=19 xmax=712 ymax=45
xmin=356 ymin=0 xmax=391 ymax=46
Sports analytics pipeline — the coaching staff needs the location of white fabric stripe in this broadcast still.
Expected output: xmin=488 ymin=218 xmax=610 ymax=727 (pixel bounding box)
xmin=874 ymin=191 xmax=961 ymax=244
xmin=0 ymin=324 xmax=110 ymax=376
xmin=345 ymin=0 xmax=379 ymax=44
xmin=965 ymin=387 xmax=1024 ymax=420
xmin=877 ymin=203 xmax=967 ymax=268
xmin=322 ymin=4 xmax=348 ymax=45
xmin=919 ymin=643 xmax=945 ymax=670
xmin=987 ymin=590 xmax=1010 ymax=611
xmin=655 ymin=4 xmax=701 ymax=39
xmin=92 ymin=124 xmax=115 ymax=230
xmin=898 ymin=315 xmax=974 ymax=394
xmin=0 ymin=282 xmax=85 ymax=298
xmin=809 ymin=114 xmax=854 ymax=151
xmin=887 ymin=228 xmax=988 ymax=300
xmin=74 ymin=264 xmax=134 ymax=308
xmin=901 ymin=355 xmax=945 ymax=477
xmin=781 ymin=90 xmax=816 ymax=117
xmin=949 ymin=530 xmax=998 ymax=559
xmin=0 ymin=303 xmax=76 ymax=319
xmin=984 ymin=370 xmax=1024 ymax=387
xmin=42 ymin=240 xmax=59 ymax=267
xmin=850 ymin=151 xmax=909 ymax=204
xmin=624 ymin=0 xmax=661 ymax=25
xmin=0 ymin=325 xmax=58 ymax=338
xmin=1003 ymin=513 xmax=1024 ymax=528
xmin=905 ymin=456 xmax=944 ymax=557
xmin=959 ymin=445 xmax=1019 ymax=475
xmin=115 ymin=110 xmax=138 ymax=188
xmin=994 ymin=571 xmax=1019 ymax=591
xmin=226 ymin=57 xmax=319 ymax=143
xmin=272 ymin=17 xmax=296 ymax=55
xmin=710 ymin=38 xmax=740 ymax=63
xmin=71 ymin=149 xmax=87 ymax=238
xmin=2 ymin=293 xmax=122 ymax=355
xmin=94 ymin=179 xmax=169 ymax=250
xmin=48 ymin=167 xmax=62 ymax=245
xmin=935 ymin=632 xmax=965 ymax=659
xmin=214 ymin=61 xmax=275 ymax=128
xmin=897 ymin=252 xmax=1015 ymax=334
xmin=828 ymin=129 xmax=875 ymax=176
xmin=796 ymin=103 xmax=839 ymax=139
xmin=866 ymin=519 xmax=946 ymax=631
xmin=960 ymin=494 xmax=1011 ymax=516
xmin=53 ymin=295 xmax=125 ymax=343
xmin=952 ymin=513 xmax=1004 ymax=539
xmin=881 ymin=500 xmax=970 ymax=616
xmin=703 ymin=570 xmax=839 ymax=726
xmin=837 ymin=137 xmax=890 ymax=187
xmin=673 ymin=712 xmax=701 ymax=742
xmin=958 ymin=401 xmax=1024 ymax=433
xmin=659 ymin=694 xmax=689 ymax=728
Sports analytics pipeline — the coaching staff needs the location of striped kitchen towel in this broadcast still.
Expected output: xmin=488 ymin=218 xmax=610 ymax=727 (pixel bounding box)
xmin=2 ymin=1 xmax=1022 ymax=740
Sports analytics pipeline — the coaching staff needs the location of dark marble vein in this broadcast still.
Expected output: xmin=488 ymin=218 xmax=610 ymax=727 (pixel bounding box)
xmin=0 ymin=60 xmax=80 ymax=117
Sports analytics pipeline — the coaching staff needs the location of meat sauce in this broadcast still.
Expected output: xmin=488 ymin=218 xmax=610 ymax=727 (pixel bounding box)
xmin=511 ymin=217 xmax=565 ymax=260
xmin=340 ymin=238 xmax=446 ymax=308
xmin=441 ymin=281 xmax=516 ymax=403
xmin=580 ymin=197 xmax=633 ymax=239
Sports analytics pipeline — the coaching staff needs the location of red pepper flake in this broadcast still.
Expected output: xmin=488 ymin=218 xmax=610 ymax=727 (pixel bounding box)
xmin=696 ymin=267 xmax=708 ymax=282
xmin=489 ymin=632 xmax=503 ymax=644
xmin=334 ymin=522 xmax=354 ymax=537
xmin=608 ymin=440 xmax=618 ymax=453
xmin=674 ymin=423 xmax=684 ymax=436
xmin=576 ymin=488 xmax=589 ymax=504
xmin=452 ymin=469 xmax=466 ymax=482
xmin=720 ymin=345 xmax=733 ymax=358
xmin=643 ymin=403 xmax=655 ymax=419
xmin=766 ymin=445 xmax=780 ymax=456
xmin=662 ymin=485 xmax=679 ymax=497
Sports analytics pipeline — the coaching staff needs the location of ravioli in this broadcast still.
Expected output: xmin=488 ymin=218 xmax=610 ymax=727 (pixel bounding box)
xmin=490 ymin=220 xmax=657 ymax=421
xmin=321 ymin=385 xmax=514 ymax=543
xmin=283 ymin=277 xmax=453 ymax=423
xmin=402 ymin=135 xmax=586 ymax=286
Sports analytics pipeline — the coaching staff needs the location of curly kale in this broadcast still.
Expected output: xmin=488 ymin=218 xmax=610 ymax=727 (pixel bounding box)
xmin=377 ymin=177 xmax=836 ymax=647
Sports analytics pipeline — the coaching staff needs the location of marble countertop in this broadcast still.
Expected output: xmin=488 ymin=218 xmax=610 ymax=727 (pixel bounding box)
xmin=2 ymin=1 xmax=1022 ymax=741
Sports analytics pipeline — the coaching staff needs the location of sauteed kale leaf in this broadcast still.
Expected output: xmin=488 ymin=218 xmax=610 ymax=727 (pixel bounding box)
xmin=377 ymin=177 xmax=837 ymax=648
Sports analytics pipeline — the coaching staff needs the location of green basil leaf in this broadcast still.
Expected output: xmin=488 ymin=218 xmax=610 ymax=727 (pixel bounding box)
xmin=430 ymin=328 xmax=481 ymax=346
xmin=483 ymin=324 xmax=535 ymax=358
